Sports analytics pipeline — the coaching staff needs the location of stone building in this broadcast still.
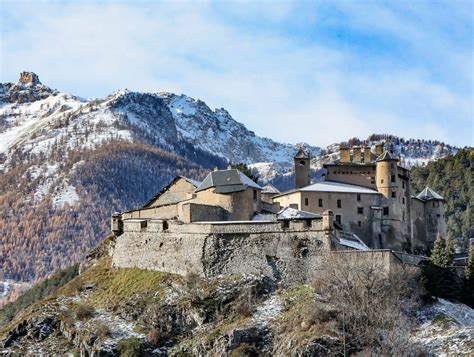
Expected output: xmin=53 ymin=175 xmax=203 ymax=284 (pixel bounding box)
xmin=273 ymin=146 xmax=446 ymax=253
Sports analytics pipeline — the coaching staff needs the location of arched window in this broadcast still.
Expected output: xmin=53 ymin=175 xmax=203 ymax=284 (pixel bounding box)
xmin=299 ymin=160 xmax=306 ymax=165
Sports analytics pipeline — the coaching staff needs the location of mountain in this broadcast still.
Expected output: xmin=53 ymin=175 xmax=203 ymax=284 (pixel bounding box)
xmin=0 ymin=72 xmax=461 ymax=285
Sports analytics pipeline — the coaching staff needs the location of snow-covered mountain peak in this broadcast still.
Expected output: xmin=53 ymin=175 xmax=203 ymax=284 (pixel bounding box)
xmin=1 ymin=71 xmax=58 ymax=104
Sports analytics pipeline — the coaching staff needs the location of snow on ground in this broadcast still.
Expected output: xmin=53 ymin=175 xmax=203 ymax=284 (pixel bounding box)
xmin=413 ymin=299 xmax=474 ymax=355
xmin=52 ymin=183 xmax=80 ymax=208
xmin=251 ymin=295 xmax=282 ymax=327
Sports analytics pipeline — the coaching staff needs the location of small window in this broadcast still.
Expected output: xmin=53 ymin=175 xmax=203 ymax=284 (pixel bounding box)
xmin=281 ymin=220 xmax=290 ymax=229
xmin=162 ymin=220 xmax=169 ymax=231
xmin=335 ymin=215 xmax=342 ymax=224
xmin=253 ymin=189 xmax=257 ymax=200
xmin=357 ymin=207 xmax=364 ymax=214
xmin=299 ymin=160 xmax=306 ymax=165
xmin=391 ymin=163 xmax=394 ymax=168
xmin=357 ymin=194 xmax=361 ymax=201
xmin=358 ymin=221 xmax=362 ymax=227
xmin=383 ymin=207 xmax=389 ymax=216
xmin=381 ymin=179 xmax=384 ymax=184
xmin=402 ymin=181 xmax=405 ymax=189
xmin=391 ymin=175 xmax=396 ymax=183
xmin=402 ymin=197 xmax=405 ymax=204
xmin=304 ymin=197 xmax=309 ymax=206
xmin=371 ymin=177 xmax=375 ymax=184
xmin=337 ymin=199 xmax=342 ymax=208
xmin=436 ymin=214 xmax=441 ymax=218
xmin=318 ymin=198 xmax=323 ymax=207
xmin=403 ymin=212 xmax=405 ymax=222
xmin=391 ymin=191 xmax=396 ymax=198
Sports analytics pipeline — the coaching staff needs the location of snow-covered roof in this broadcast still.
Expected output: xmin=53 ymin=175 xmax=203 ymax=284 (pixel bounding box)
xmin=294 ymin=148 xmax=310 ymax=159
xmin=376 ymin=150 xmax=398 ymax=162
xmin=262 ymin=183 xmax=280 ymax=194
xmin=299 ymin=181 xmax=381 ymax=194
xmin=195 ymin=169 xmax=262 ymax=193
xmin=416 ymin=186 xmax=444 ymax=201
xmin=277 ymin=207 xmax=321 ymax=220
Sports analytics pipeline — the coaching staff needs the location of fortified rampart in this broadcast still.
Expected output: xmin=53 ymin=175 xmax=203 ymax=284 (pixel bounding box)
xmin=112 ymin=218 xmax=331 ymax=285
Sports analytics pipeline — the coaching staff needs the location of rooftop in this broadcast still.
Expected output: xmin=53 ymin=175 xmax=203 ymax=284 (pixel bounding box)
xmin=195 ymin=169 xmax=262 ymax=193
xmin=277 ymin=207 xmax=321 ymax=220
xmin=416 ymin=186 xmax=444 ymax=201
xmin=294 ymin=148 xmax=310 ymax=159
xmin=299 ymin=180 xmax=381 ymax=194
xmin=376 ymin=150 xmax=399 ymax=162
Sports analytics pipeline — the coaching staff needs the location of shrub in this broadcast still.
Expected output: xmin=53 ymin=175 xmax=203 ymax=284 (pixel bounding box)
xmin=234 ymin=302 xmax=253 ymax=318
xmin=95 ymin=321 xmax=110 ymax=339
xmin=116 ymin=337 xmax=144 ymax=357
xmin=74 ymin=303 xmax=95 ymax=320
xmin=147 ymin=327 xmax=161 ymax=346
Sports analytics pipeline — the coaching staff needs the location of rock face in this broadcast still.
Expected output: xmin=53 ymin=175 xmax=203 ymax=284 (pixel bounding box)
xmin=18 ymin=71 xmax=41 ymax=85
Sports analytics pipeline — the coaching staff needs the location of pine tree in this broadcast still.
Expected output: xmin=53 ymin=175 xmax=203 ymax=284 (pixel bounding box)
xmin=431 ymin=234 xmax=448 ymax=268
xmin=465 ymin=247 xmax=474 ymax=280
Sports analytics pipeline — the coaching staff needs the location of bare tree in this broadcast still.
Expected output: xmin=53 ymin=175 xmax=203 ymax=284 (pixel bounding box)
xmin=313 ymin=252 xmax=421 ymax=355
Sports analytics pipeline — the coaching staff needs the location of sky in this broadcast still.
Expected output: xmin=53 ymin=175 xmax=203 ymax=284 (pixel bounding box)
xmin=1 ymin=0 xmax=473 ymax=147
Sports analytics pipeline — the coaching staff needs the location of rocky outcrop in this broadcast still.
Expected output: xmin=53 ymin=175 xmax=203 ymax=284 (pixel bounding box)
xmin=1 ymin=72 xmax=57 ymax=104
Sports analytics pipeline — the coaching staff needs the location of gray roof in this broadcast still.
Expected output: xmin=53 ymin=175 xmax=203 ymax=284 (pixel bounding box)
xmin=195 ymin=169 xmax=262 ymax=193
xmin=376 ymin=150 xmax=398 ymax=162
xmin=299 ymin=180 xmax=381 ymax=194
xmin=262 ymin=183 xmax=280 ymax=194
xmin=416 ymin=187 xmax=444 ymax=201
xmin=277 ymin=207 xmax=321 ymax=220
xmin=294 ymin=148 xmax=310 ymax=159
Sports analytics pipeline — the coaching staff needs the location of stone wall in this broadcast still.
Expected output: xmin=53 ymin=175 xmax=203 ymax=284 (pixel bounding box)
xmin=112 ymin=219 xmax=330 ymax=285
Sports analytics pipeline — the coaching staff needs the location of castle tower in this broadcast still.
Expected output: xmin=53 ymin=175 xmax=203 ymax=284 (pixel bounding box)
xmin=375 ymin=150 xmax=404 ymax=249
xmin=375 ymin=151 xmax=399 ymax=198
xmin=294 ymin=148 xmax=311 ymax=189
xmin=416 ymin=187 xmax=446 ymax=244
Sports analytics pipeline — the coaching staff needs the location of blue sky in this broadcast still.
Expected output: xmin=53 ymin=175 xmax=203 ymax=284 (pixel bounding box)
xmin=1 ymin=0 xmax=472 ymax=147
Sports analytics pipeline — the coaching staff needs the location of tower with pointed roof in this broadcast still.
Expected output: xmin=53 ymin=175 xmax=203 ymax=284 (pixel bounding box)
xmin=294 ymin=148 xmax=311 ymax=189
xmin=412 ymin=186 xmax=446 ymax=249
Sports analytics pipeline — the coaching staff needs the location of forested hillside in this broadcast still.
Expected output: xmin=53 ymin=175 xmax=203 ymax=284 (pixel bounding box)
xmin=0 ymin=140 xmax=210 ymax=282
xmin=411 ymin=148 xmax=472 ymax=244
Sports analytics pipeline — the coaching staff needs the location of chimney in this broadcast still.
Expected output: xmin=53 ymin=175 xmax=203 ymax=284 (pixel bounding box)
xmin=375 ymin=144 xmax=384 ymax=156
xmin=340 ymin=146 xmax=350 ymax=162
xmin=353 ymin=147 xmax=362 ymax=163
xmin=363 ymin=147 xmax=371 ymax=163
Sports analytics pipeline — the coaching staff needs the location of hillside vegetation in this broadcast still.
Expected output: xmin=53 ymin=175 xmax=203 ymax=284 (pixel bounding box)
xmin=411 ymin=148 xmax=472 ymax=244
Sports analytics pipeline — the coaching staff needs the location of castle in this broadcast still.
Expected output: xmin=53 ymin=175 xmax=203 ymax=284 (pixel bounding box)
xmin=273 ymin=144 xmax=446 ymax=254
xmin=110 ymin=144 xmax=444 ymax=282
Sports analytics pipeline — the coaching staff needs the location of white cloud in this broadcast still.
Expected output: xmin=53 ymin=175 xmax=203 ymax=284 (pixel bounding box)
xmin=1 ymin=1 xmax=472 ymax=147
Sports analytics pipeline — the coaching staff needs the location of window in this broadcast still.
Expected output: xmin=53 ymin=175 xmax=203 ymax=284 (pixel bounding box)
xmin=381 ymin=179 xmax=384 ymax=184
xmin=357 ymin=207 xmax=364 ymax=214
xmin=357 ymin=194 xmax=361 ymax=201
xmin=335 ymin=215 xmax=342 ymax=224
xmin=402 ymin=181 xmax=405 ymax=189
xmin=253 ymin=189 xmax=257 ymax=200
xmin=281 ymin=220 xmax=290 ymax=229
xmin=318 ymin=198 xmax=323 ymax=207
xmin=337 ymin=199 xmax=342 ymax=208
xmin=162 ymin=220 xmax=168 ymax=231
xmin=391 ymin=191 xmax=396 ymax=198
xmin=371 ymin=177 xmax=375 ymax=184
xmin=358 ymin=221 xmax=362 ymax=227
xmin=391 ymin=175 xmax=396 ymax=183
xmin=290 ymin=203 xmax=299 ymax=209
xmin=403 ymin=212 xmax=405 ymax=222
xmin=304 ymin=197 xmax=309 ymax=206
xmin=383 ymin=207 xmax=389 ymax=216
xmin=402 ymin=197 xmax=405 ymax=204
xmin=299 ymin=160 xmax=306 ymax=165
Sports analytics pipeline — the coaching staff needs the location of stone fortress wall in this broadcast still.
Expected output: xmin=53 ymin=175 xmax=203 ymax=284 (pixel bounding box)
xmin=112 ymin=218 xmax=333 ymax=285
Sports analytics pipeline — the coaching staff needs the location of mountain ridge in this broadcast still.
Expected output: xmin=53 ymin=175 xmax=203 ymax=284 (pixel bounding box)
xmin=0 ymin=72 xmax=462 ymax=284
